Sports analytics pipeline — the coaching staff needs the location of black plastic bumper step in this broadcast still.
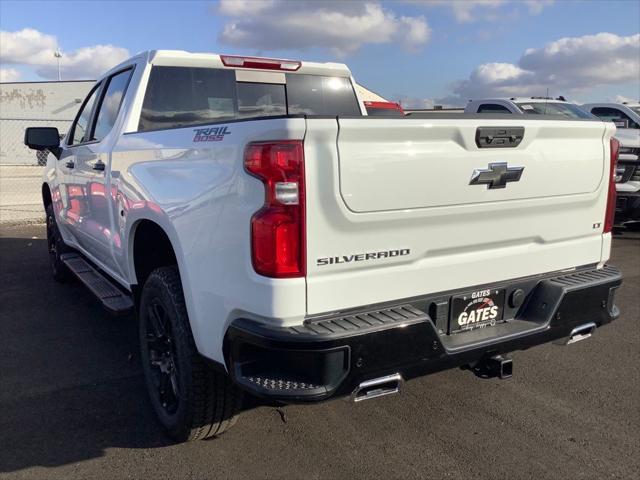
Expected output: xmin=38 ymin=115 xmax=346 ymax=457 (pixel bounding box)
xmin=60 ymin=253 xmax=134 ymax=315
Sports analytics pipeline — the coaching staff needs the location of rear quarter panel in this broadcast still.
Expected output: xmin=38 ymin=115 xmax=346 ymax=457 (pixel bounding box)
xmin=110 ymin=118 xmax=307 ymax=363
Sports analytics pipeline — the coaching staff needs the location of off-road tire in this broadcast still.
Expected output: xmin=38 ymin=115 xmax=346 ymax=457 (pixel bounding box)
xmin=45 ymin=203 xmax=72 ymax=282
xmin=139 ymin=266 xmax=242 ymax=441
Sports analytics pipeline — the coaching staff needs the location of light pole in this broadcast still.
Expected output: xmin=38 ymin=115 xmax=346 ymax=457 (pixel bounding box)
xmin=54 ymin=50 xmax=62 ymax=81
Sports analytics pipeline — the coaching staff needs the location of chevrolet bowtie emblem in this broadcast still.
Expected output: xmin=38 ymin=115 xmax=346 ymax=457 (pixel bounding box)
xmin=469 ymin=162 xmax=524 ymax=189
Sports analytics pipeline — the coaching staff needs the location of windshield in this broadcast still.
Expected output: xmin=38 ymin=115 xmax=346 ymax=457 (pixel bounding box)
xmin=515 ymin=102 xmax=593 ymax=119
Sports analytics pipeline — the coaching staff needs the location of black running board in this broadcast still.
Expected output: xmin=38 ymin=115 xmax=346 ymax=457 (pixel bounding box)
xmin=60 ymin=253 xmax=134 ymax=315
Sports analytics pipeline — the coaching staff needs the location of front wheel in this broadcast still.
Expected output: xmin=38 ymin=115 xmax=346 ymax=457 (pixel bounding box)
xmin=139 ymin=266 xmax=242 ymax=441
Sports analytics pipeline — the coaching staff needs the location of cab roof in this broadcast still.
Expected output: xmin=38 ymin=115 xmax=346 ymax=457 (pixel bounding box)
xmin=101 ymin=50 xmax=352 ymax=81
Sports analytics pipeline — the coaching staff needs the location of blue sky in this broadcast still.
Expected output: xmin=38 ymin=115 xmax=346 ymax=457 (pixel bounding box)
xmin=1 ymin=0 xmax=638 ymax=106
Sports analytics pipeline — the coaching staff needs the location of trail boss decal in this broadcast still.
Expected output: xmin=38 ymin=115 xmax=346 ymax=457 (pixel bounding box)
xmin=193 ymin=126 xmax=230 ymax=142
xmin=316 ymin=248 xmax=410 ymax=267
xmin=450 ymin=288 xmax=505 ymax=333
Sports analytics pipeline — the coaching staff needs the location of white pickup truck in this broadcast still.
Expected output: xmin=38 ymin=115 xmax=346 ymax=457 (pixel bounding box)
xmin=464 ymin=96 xmax=595 ymax=119
xmin=581 ymin=103 xmax=640 ymax=227
xmin=25 ymin=51 xmax=622 ymax=442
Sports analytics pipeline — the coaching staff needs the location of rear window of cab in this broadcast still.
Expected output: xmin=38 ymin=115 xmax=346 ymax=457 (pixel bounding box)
xmin=138 ymin=66 xmax=361 ymax=132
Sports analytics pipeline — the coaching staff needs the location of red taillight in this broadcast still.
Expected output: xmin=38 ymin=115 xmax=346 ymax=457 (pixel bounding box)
xmin=604 ymin=137 xmax=619 ymax=234
xmin=245 ymin=141 xmax=305 ymax=278
xmin=220 ymin=55 xmax=301 ymax=71
xmin=363 ymin=101 xmax=404 ymax=113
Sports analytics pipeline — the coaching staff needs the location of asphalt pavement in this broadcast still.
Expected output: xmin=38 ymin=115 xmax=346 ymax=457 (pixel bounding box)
xmin=0 ymin=224 xmax=638 ymax=480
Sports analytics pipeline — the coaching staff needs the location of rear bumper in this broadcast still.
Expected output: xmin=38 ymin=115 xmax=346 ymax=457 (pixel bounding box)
xmin=225 ymin=265 xmax=622 ymax=402
xmin=615 ymin=190 xmax=640 ymax=224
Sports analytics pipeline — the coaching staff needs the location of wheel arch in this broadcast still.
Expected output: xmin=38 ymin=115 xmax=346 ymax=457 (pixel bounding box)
xmin=127 ymin=214 xmax=210 ymax=359
xmin=128 ymin=217 xmax=181 ymax=289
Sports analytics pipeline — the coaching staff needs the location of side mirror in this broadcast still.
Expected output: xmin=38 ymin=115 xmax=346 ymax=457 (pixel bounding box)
xmin=24 ymin=127 xmax=62 ymax=158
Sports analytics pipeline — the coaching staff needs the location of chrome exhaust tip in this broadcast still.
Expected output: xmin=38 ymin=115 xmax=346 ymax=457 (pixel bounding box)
xmin=565 ymin=322 xmax=597 ymax=345
xmin=352 ymin=373 xmax=403 ymax=403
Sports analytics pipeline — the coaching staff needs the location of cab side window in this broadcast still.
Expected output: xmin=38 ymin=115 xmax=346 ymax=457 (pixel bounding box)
xmin=591 ymin=107 xmax=639 ymax=129
xmin=69 ymin=84 xmax=101 ymax=145
xmin=92 ymin=68 xmax=134 ymax=142
xmin=139 ymin=66 xmax=237 ymax=132
xmin=477 ymin=104 xmax=512 ymax=113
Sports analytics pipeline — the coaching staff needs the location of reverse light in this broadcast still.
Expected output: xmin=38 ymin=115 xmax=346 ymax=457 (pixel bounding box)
xmin=244 ymin=141 xmax=305 ymax=278
xmin=604 ymin=137 xmax=619 ymax=234
xmin=221 ymin=55 xmax=301 ymax=71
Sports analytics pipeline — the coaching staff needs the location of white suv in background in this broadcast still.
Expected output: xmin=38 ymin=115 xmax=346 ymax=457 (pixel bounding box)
xmin=464 ymin=97 xmax=595 ymax=119
xmin=581 ymin=102 xmax=640 ymax=144
xmin=582 ymin=103 xmax=640 ymax=227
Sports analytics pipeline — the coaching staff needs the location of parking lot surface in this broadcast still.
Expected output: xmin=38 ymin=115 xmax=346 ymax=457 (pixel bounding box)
xmin=0 ymin=223 xmax=638 ymax=480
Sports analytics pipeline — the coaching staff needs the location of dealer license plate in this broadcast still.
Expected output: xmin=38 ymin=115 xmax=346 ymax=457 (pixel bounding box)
xmin=449 ymin=288 xmax=505 ymax=334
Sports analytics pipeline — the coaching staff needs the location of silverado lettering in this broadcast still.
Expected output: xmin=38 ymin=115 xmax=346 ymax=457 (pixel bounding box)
xmin=316 ymin=249 xmax=410 ymax=266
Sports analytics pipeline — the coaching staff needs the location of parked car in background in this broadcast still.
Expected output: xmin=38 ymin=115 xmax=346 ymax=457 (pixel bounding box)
xmin=24 ymin=50 xmax=623 ymax=443
xmin=582 ymin=103 xmax=640 ymax=228
xmin=405 ymin=107 xmax=465 ymax=115
xmin=464 ymin=97 xmax=594 ymax=119
xmin=363 ymin=100 xmax=404 ymax=116
xmin=581 ymin=102 xmax=640 ymax=136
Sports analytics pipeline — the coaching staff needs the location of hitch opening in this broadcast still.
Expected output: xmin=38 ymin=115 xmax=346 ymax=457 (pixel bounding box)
xmin=469 ymin=355 xmax=513 ymax=380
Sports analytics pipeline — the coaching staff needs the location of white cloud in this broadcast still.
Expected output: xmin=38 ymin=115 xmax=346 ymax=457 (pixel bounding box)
xmin=613 ymin=95 xmax=638 ymax=104
xmin=419 ymin=0 xmax=505 ymax=23
xmin=0 ymin=67 xmax=21 ymax=82
xmin=217 ymin=0 xmax=275 ymax=15
xmin=440 ymin=32 xmax=640 ymax=105
xmin=524 ymin=0 xmax=555 ymax=15
xmin=398 ymin=15 xmax=431 ymax=52
xmin=405 ymin=0 xmax=554 ymax=23
xmin=217 ymin=1 xmax=431 ymax=56
xmin=34 ymin=44 xmax=130 ymax=79
xmin=0 ymin=28 xmax=130 ymax=80
xmin=519 ymin=33 xmax=640 ymax=88
xmin=0 ymin=28 xmax=57 ymax=65
xmin=473 ymin=62 xmax=531 ymax=84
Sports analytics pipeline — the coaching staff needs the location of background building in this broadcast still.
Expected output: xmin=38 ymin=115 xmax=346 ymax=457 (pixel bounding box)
xmin=0 ymin=80 xmax=94 ymax=165
xmin=0 ymin=80 xmax=93 ymax=223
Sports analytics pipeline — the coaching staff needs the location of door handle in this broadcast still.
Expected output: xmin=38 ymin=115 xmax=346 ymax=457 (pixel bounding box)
xmin=92 ymin=161 xmax=105 ymax=172
xmin=475 ymin=127 xmax=524 ymax=149
xmin=65 ymin=161 xmax=75 ymax=169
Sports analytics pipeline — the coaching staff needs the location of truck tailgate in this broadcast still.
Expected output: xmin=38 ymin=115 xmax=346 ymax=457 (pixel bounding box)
xmin=337 ymin=119 xmax=605 ymax=212
xmin=303 ymin=117 xmax=615 ymax=316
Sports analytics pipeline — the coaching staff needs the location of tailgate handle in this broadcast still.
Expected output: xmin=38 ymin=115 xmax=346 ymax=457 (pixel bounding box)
xmin=476 ymin=127 xmax=524 ymax=148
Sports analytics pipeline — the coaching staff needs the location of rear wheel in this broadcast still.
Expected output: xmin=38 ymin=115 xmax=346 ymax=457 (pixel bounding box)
xmin=45 ymin=203 xmax=72 ymax=282
xmin=139 ymin=266 xmax=242 ymax=441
